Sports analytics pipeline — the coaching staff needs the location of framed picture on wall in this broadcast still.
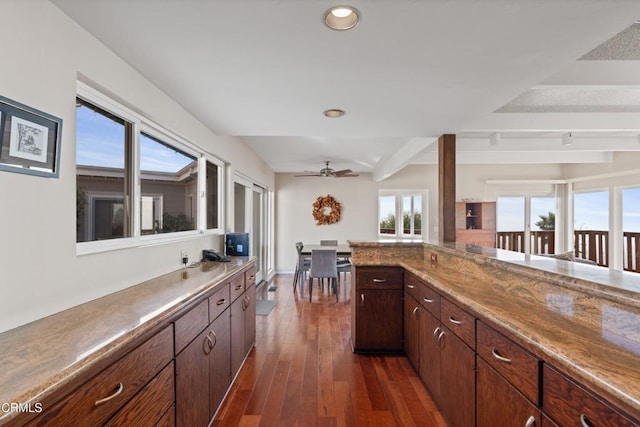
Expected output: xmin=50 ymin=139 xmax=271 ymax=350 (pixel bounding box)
xmin=0 ymin=95 xmax=62 ymax=178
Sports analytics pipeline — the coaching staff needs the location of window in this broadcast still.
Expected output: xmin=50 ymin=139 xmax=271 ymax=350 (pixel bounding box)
xmin=206 ymin=161 xmax=220 ymax=230
xmin=378 ymin=190 xmax=425 ymax=238
xmin=496 ymin=196 xmax=555 ymax=254
xmin=76 ymin=98 xmax=132 ymax=242
xmin=622 ymin=187 xmax=639 ymax=272
xmin=574 ymin=190 xmax=609 ymax=265
xmin=140 ymin=132 xmax=197 ymax=234
xmin=76 ymin=84 xmax=224 ymax=251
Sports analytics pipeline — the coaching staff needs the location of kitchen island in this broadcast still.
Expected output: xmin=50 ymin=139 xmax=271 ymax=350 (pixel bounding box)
xmin=349 ymin=240 xmax=640 ymax=426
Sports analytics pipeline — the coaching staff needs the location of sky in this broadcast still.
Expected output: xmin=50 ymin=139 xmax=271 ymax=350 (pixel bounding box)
xmin=76 ymin=105 xmax=194 ymax=173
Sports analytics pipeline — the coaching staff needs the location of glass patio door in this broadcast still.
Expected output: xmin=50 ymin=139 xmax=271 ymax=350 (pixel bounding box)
xmin=496 ymin=196 xmax=556 ymax=255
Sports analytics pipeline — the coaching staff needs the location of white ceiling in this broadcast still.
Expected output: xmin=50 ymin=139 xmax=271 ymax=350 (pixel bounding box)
xmin=51 ymin=0 xmax=640 ymax=179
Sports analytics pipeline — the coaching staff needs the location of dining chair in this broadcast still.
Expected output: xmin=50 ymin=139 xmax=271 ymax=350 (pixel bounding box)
xmin=308 ymin=249 xmax=338 ymax=302
xmin=293 ymin=242 xmax=310 ymax=295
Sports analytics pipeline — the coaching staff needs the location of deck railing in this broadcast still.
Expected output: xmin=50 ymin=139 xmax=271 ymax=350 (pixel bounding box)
xmin=495 ymin=230 xmax=640 ymax=272
xmin=495 ymin=231 xmax=554 ymax=255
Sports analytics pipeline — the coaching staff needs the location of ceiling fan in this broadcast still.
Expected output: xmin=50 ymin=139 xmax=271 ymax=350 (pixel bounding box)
xmin=295 ymin=161 xmax=359 ymax=178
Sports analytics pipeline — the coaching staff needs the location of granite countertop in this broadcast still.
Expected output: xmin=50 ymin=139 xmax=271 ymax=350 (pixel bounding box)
xmin=0 ymin=257 xmax=255 ymax=424
xmin=349 ymin=240 xmax=640 ymax=421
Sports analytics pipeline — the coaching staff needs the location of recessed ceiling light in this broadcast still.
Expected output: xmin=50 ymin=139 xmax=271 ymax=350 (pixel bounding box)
xmin=324 ymin=6 xmax=360 ymax=30
xmin=323 ymin=109 xmax=345 ymax=118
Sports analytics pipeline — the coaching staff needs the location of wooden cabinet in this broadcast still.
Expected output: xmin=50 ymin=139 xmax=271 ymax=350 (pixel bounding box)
xmin=456 ymin=201 xmax=496 ymax=247
xmin=28 ymin=325 xmax=174 ymax=427
xmin=231 ymin=271 xmax=256 ymax=378
xmin=403 ymin=293 xmax=420 ymax=370
xmin=440 ymin=324 xmax=476 ymax=427
xmin=476 ymin=321 xmax=541 ymax=427
xmin=175 ymin=284 xmax=232 ymax=427
xmin=351 ymin=267 xmax=403 ymax=352
xmin=543 ymin=365 xmax=637 ymax=427
xmin=402 ymin=271 xmax=476 ymax=427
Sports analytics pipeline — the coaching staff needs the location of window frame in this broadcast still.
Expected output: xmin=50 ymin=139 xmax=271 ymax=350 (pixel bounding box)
xmin=76 ymin=82 xmax=225 ymax=255
xmin=377 ymin=189 xmax=427 ymax=239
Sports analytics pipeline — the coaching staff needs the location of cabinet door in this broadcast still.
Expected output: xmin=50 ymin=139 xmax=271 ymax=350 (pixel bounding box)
xmin=175 ymin=327 xmax=212 ymax=427
xmin=209 ymin=308 xmax=231 ymax=418
xmin=477 ymin=357 xmax=540 ymax=427
xmin=404 ymin=293 xmax=420 ymax=370
xmin=244 ymin=283 xmax=256 ymax=355
xmin=440 ymin=326 xmax=475 ymax=427
xmin=419 ymin=311 xmax=441 ymax=403
xmin=231 ymin=293 xmax=247 ymax=377
xmin=355 ymin=289 xmax=403 ymax=351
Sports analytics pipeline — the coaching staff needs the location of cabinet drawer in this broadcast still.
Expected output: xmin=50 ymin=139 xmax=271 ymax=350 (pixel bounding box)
xmin=245 ymin=265 xmax=257 ymax=288
xmin=209 ymin=284 xmax=230 ymax=322
xmin=418 ymin=281 xmax=441 ymax=318
xmin=477 ymin=321 xmax=539 ymax=405
xmin=404 ymin=272 xmax=422 ymax=301
xmin=357 ymin=267 xmax=403 ymax=289
xmin=174 ymin=299 xmax=209 ymax=355
xmin=229 ymin=273 xmax=245 ymax=302
xmin=543 ymin=365 xmax=637 ymax=427
xmin=441 ymin=298 xmax=475 ymax=349
xmin=29 ymin=326 xmax=173 ymax=427
xmin=105 ymin=361 xmax=175 ymax=426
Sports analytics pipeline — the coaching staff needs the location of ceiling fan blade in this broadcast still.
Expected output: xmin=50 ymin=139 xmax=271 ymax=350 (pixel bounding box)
xmin=336 ymin=173 xmax=359 ymax=177
xmin=333 ymin=169 xmax=352 ymax=175
xmin=295 ymin=173 xmax=323 ymax=177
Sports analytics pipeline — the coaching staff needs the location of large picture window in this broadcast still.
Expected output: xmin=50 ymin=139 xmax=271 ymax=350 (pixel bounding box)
xmin=75 ymin=85 xmax=224 ymax=251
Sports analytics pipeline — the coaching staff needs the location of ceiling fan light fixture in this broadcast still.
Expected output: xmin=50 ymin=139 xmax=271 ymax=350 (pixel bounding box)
xmin=323 ymin=109 xmax=345 ymax=118
xmin=324 ymin=6 xmax=360 ymax=30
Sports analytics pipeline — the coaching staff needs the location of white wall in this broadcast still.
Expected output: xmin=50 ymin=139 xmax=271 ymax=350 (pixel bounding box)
xmin=0 ymin=0 xmax=274 ymax=332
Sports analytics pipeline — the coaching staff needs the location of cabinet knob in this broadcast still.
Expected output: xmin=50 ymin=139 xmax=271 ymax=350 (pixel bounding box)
xmin=524 ymin=415 xmax=536 ymax=427
xmin=94 ymin=382 xmax=124 ymax=407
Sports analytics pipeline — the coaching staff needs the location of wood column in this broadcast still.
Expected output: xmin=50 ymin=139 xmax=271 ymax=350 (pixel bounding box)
xmin=438 ymin=134 xmax=456 ymax=242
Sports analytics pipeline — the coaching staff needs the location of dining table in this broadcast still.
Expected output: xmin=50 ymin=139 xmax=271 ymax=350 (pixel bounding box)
xmin=299 ymin=244 xmax=352 ymax=256
xmin=296 ymin=244 xmax=352 ymax=298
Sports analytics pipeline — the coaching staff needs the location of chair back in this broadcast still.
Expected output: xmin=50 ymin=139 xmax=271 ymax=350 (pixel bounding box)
xmin=320 ymin=240 xmax=338 ymax=246
xmin=310 ymin=249 xmax=338 ymax=279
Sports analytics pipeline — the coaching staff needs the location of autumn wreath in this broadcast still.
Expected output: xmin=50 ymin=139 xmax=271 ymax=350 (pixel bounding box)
xmin=312 ymin=194 xmax=342 ymax=225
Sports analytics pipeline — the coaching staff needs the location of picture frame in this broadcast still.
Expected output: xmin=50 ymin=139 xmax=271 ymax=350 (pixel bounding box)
xmin=0 ymin=95 xmax=62 ymax=178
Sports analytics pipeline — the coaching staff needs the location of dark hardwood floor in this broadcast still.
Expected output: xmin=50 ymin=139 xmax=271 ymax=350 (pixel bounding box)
xmin=213 ymin=274 xmax=447 ymax=427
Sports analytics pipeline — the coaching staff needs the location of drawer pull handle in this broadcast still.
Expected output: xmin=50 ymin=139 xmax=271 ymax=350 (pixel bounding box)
xmin=95 ymin=383 xmax=124 ymax=406
xmin=407 ymin=284 xmax=415 ymax=289
xmin=433 ymin=327 xmax=441 ymax=341
xmin=437 ymin=330 xmax=445 ymax=342
xmin=524 ymin=415 xmax=536 ymax=427
xmin=448 ymin=316 xmax=462 ymax=325
xmin=210 ymin=331 xmax=218 ymax=350
xmin=360 ymin=293 xmax=365 ymax=306
xmin=216 ymin=298 xmax=226 ymax=306
xmin=580 ymin=414 xmax=592 ymax=427
xmin=412 ymin=306 xmax=419 ymax=319
xmin=492 ymin=348 xmax=512 ymax=363
xmin=372 ymin=278 xmax=387 ymax=283
xmin=203 ymin=335 xmax=214 ymax=355
xmin=235 ymin=284 xmax=243 ymax=290
xmin=423 ymin=297 xmax=433 ymax=303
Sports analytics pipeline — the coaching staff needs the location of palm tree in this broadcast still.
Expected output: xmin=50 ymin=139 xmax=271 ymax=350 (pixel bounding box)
xmin=536 ymin=212 xmax=555 ymax=230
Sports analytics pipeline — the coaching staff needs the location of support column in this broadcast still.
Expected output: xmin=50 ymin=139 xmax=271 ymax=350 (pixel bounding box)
xmin=438 ymin=134 xmax=456 ymax=242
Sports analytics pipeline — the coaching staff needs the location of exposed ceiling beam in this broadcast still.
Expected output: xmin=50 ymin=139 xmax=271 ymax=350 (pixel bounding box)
xmin=372 ymin=137 xmax=437 ymax=181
